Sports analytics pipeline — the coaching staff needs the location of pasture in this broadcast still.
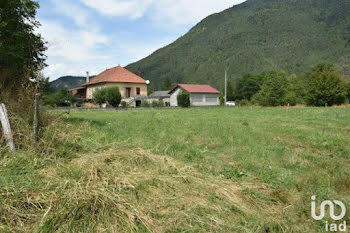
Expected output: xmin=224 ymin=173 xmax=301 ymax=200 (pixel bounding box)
xmin=1 ymin=106 xmax=350 ymax=232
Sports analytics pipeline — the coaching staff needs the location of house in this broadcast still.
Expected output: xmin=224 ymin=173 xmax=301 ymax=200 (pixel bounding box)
xmin=169 ymin=84 xmax=220 ymax=107
xmin=83 ymin=65 xmax=148 ymax=107
xmin=147 ymin=91 xmax=171 ymax=106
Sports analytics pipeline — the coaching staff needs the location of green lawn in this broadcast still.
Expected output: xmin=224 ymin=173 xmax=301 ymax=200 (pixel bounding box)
xmin=1 ymin=106 xmax=350 ymax=232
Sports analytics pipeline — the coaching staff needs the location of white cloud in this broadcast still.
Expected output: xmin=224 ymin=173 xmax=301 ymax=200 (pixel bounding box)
xmin=37 ymin=20 xmax=113 ymax=79
xmin=37 ymin=19 xmax=175 ymax=80
xmin=152 ymin=0 xmax=246 ymax=26
xmin=81 ymin=0 xmax=153 ymax=18
xmin=79 ymin=0 xmax=246 ymax=25
xmin=51 ymin=0 xmax=90 ymax=27
xmin=38 ymin=20 xmax=109 ymax=62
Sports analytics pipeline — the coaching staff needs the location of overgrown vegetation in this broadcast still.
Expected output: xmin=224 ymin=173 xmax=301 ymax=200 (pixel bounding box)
xmin=177 ymin=91 xmax=190 ymax=107
xmin=0 ymin=0 xmax=48 ymax=157
xmin=43 ymin=88 xmax=76 ymax=107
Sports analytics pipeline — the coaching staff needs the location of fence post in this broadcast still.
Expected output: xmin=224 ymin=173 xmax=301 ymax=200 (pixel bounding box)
xmin=0 ymin=103 xmax=15 ymax=152
xmin=34 ymin=93 xmax=41 ymax=142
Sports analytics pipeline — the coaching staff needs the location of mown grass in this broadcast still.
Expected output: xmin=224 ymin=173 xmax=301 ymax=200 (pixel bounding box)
xmin=1 ymin=106 xmax=350 ymax=232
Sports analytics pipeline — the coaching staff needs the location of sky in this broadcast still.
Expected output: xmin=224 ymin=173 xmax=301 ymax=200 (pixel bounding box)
xmin=37 ymin=0 xmax=246 ymax=81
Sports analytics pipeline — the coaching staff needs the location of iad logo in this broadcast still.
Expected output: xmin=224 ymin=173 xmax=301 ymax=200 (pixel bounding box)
xmin=311 ymin=196 xmax=347 ymax=232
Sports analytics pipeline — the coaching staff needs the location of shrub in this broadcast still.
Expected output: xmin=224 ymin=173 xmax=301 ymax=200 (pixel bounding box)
xmin=121 ymin=101 xmax=127 ymax=108
xmin=44 ymin=88 xmax=76 ymax=107
xmin=93 ymin=87 xmax=122 ymax=107
xmin=177 ymin=91 xmax=190 ymax=107
xmin=158 ymin=100 xmax=165 ymax=107
xmin=151 ymin=100 xmax=165 ymax=108
xmin=151 ymin=101 xmax=159 ymax=108
xmin=141 ymin=101 xmax=150 ymax=107
xmin=105 ymin=87 xmax=121 ymax=107
xmin=237 ymin=99 xmax=251 ymax=106
xmin=305 ymin=63 xmax=348 ymax=106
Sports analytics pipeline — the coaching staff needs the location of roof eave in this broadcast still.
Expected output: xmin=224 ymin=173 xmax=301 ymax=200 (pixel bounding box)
xmin=84 ymin=81 xmax=147 ymax=86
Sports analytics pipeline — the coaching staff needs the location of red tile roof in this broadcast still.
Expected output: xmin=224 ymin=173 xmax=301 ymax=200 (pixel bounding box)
xmin=84 ymin=66 xmax=146 ymax=86
xmin=169 ymin=84 xmax=220 ymax=94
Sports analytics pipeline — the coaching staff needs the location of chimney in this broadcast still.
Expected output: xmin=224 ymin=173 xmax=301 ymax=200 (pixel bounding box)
xmin=86 ymin=71 xmax=90 ymax=83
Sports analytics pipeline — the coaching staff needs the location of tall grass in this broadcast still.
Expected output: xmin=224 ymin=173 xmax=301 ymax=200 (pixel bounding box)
xmin=1 ymin=106 xmax=349 ymax=232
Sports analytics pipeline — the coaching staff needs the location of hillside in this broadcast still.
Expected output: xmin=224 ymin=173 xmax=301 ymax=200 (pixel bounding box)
xmin=50 ymin=76 xmax=95 ymax=91
xmin=126 ymin=0 xmax=350 ymax=90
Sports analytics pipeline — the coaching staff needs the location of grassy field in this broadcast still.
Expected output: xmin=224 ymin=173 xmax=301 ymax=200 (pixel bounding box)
xmin=1 ymin=106 xmax=350 ymax=232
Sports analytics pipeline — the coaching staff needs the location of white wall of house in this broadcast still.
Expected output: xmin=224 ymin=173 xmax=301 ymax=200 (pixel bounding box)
xmin=190 ymin=93 xmax=220 ymax=106
xmin=86 ymin=82 xmax=147 ymax=99
xmin=170 ymin=87 xmax=182 ymax=107
xmin=169 ymin=87 xmax=220 ymax=107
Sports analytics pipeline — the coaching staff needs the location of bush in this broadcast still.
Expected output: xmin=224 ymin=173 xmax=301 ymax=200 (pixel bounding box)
xmin=158 ymin=100 xmax=165 ymax=107
xmin=151 ymin=101 xmax=159 ymax=108
xmin=177 ymin=91 xmax=190 ymax=107
xmin=141 ymin=101 xmax=150 ymax=107
xmin=44 ymin=88 xmax=76 ymax=107
xmin=305 ymin=63 xmax=348 ymax=106
xmin=92 ymin=88 xmax=107 ymax=106
xmin=93 ymin=87 xmax=121 ymax=107
xmin=105 ymin=87 xmax=121 ymax=107
xmin=237 ymin=99 xmax=251 ymax=106
xmin=150 ymin=100 xmax=165 ymax=108
xmin=121 ymin=101 xmax=127 ymax=108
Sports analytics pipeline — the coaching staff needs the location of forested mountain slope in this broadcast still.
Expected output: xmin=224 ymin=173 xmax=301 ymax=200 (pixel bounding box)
xmin=50 ymin=76 xmax=95 ymax=91
xmin=126 ymin=0 xmax=350 ymax=90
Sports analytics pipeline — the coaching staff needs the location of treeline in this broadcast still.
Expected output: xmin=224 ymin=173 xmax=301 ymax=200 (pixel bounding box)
xmin=226 ymin=63 xmax=350 ymax=107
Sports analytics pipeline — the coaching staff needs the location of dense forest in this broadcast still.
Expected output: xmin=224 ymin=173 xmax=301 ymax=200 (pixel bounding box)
xmin=126 ymin=0 xmax=350 ymax=91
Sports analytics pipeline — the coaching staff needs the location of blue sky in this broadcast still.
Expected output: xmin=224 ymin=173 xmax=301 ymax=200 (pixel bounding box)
xmin=37 ymin=0 xmax=246 ymax=81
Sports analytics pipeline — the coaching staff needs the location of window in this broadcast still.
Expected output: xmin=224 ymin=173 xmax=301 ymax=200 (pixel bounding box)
xmin=136 ymin=87 xmax=141 ymax=95
xmin=126 ymin=88 xmax=131 ymax=98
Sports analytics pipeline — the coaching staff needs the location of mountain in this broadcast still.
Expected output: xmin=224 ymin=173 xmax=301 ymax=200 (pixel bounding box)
xmin=126 ymin=0 xmax=350 ymax=90
xmin=50 ymin=76 xmax=95 ymax=91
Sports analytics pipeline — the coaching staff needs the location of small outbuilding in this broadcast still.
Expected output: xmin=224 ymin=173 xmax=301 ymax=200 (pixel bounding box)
xmin=148 ymin=91 xmax=171 ymax=106
xmin=169 ymin=84 xmax=220 ymax=107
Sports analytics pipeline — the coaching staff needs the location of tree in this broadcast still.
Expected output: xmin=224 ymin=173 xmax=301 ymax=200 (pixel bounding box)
xmin=39 ymin=76 xmax=55 ymax=95
xmin=0 ymin=0 xmax=46 ymax=92
xmin=226 ymin=80 xmax=235 ymax=101
xmin=177 ymin=91 xmax=190 ymax=107
xmin=163 ymin=77 xmax=173 ymax=90
xmin=304 ymin=63 xmax=348 ymax=106
xmin=43 ymin=88 xmax=76 ymax=107
xmin=105 ymin=87 xmax=121 ymax=107
xmin=252 ymin=71 xmax=295 ymax=106
xmin=234 ymin=74 xmax=264 ymax=101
